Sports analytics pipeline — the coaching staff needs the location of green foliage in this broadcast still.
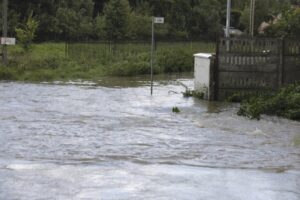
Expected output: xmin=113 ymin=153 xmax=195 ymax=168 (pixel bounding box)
xmin=237 ymin=83 xmax=300 ymax=120
xmin=15 ymin=13 xmax=39 ymax=51
xmin=107 ymin=60 xmax=152 ymax=76
xmin=265 ymin=8 xmax=300 ymax=37
xmin=103 ymin=0 xmax=131 ymax=41
xmin=54 ymin=0 xmax=94 ymax=40
xmin=157 ymin=49 xmax=193 ymax=73
xmin=240 ymin=0 xmax=291 ymax=35
xmin=68 ymin=41 xmax=214 ymax=77
xmin=227 ymin=90 xmax=273 ymax=103
xmin=187 ymin=0 xmax=222 ymax=39
xmin=183 ymin=90 xmax=204 ymax=99
xmin=0 ymin=67 xmax=16 ymax=80
xmin=0 ymin=41 xmax=214 ymax=81
xmin=127 ymin=13 xmax=151 ymax=40
xmin=4 ymin=0 xmax=300 ymax=41
xmin=94 ymin=15 xmax=106 ymax=39
xmin=172 ymin=107 xmax=180 ymax=113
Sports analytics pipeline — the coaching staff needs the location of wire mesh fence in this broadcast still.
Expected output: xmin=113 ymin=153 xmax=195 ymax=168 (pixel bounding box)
xmin=66 ymin=41 xmax=216 ymax=64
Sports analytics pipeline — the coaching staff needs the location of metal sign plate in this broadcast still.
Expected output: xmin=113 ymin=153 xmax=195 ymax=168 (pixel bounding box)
xmin=1 ymin=37 xmax=16 ymax=45
xmin=154 ymin=17 xmax=164 ymax=24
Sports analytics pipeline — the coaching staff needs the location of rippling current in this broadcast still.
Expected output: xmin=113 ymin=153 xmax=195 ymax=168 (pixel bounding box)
xmin=0 ymin=75 xmax=299 ymax=200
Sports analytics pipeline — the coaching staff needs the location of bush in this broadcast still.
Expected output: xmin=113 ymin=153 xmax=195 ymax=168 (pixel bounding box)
xmin=157 ymin=49 xmax=193 ymax=73
xmin=183 ymin=89 xmax=204 ymax=99
xmin=0 ymin=67 xmax=15 ymax=80
xmin=25 ymin=70 xmax=56 ymax=82
xmin=107 ymin=60 xmax=152 ymax=76
xmin=237 ymin=83 xmax=300 ymax=120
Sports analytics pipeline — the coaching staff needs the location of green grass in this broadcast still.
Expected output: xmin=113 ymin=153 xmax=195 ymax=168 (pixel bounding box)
xmin=0 ymin=41 xmax=215 ymax=82
xmin=68 ymin=41 xmax=215 ymax=76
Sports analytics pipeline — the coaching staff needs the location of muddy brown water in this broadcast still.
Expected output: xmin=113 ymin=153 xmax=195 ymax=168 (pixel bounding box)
xmin=0 ymin=75 xmax=299 ymax=200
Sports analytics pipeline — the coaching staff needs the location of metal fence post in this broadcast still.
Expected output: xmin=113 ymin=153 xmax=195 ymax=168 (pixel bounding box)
xmin=2 ymin=0 xmax=8 ymax=65
xmin=65 ymin=42 xmax=68 ymax=58
xmin=150 ymin=17 xmax=154 ymax=95
xmin=278 ymin=37 xmax=284 ymax=88
xmin=281 ymin=37 xmax=285 ymax=85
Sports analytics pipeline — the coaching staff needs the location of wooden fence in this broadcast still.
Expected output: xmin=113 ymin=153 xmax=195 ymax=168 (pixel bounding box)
xmin=215 ymin=37 xmax=300 ymax=100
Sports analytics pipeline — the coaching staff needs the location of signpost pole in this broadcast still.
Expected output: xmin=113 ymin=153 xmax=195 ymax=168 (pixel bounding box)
xmin=150 ymin=17 xmax=164 ymax=95
xmin=150 ymin=17 xmax=154 ymax=95
xmin=2 ymin=0 xmax=8 ymax=65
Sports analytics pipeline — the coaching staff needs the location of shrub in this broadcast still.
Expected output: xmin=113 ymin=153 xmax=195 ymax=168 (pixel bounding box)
xmin=0 ymin=67 xmax=15 ymax=80
xmin=237 ymin=83 xmax=300 ymax=120
xmin=172 ymin=107 xmax=180 ymax=113
xmin=183 ymin=89 xmax=204 ymax=99
xmin=107 ymin=60 xmax=152 ymax=76
xmin=157 ymin=49 xmax=193 ymax=73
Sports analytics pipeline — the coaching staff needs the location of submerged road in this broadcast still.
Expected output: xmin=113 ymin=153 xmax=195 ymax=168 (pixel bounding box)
xmin=0 ymin=76 xmax=299 ymax=200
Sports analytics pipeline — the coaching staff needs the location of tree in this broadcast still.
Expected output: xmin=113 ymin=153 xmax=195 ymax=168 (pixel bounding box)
xmin=94 ymin=15 xmax=106 ymax=39
xmin=187 ymin=0 xmax=222 ymax=39
xmin=127 ymin=12 xmax=151 ymax=40
xmin=4 ymin=0 xmax=299 ymax=41
xmin=265 ymin=7 xmax=300 ymax=37
xmin=103 ymin=0 xmax=131 ymax=41
xmin=167 ymin=0 xmax=191 ymax=39
xmin=15 ymin=13 xmax=39 ymax=51
xmin=55 ymin=0 xmax=94 ymax=40
xmin=240 ymin=0 xmax=290 ymax=35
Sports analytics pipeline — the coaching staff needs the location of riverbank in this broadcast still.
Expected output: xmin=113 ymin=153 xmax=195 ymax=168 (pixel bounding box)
xmin=0 ymin=42 xmax=214 ymax=82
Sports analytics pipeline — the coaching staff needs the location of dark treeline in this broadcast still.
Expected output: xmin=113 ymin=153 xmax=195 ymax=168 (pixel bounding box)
xmin=1 ymin=0 xmax=299 ymax=42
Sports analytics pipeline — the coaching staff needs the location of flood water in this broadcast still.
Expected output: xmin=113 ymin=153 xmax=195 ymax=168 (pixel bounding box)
xmin=0 ymin=75 xmax=299 ymax=200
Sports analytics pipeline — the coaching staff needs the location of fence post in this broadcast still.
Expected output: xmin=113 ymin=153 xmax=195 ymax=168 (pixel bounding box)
xmin=214 ymin=38 xmax=220 ymax=101
xmin=65 ymin=41 xmax=68 ymax=58
xmin=281 ymin=37 xmax=285 ymax=85
xmin=278 ymin=37 xmax=284 ymax=88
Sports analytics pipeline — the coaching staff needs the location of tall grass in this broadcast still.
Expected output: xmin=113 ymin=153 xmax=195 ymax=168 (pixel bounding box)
xmin=68 ymin=41 xmax=215 ymax=76
xmin=0 ymin=41 xmax=215 ymax=81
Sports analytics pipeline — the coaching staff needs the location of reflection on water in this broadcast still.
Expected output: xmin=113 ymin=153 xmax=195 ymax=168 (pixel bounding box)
xmin=0 ymin=75 xmax=299 ymax=200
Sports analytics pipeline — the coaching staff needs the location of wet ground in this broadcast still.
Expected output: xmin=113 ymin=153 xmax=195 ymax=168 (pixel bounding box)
xmin=0 ymin=75 xmax=299 ymax=200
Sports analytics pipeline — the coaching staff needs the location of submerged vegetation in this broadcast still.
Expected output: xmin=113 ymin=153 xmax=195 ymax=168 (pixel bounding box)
xmin=172 ymin=107 xmax=180 ymax=113
xmin=179 ymin=82 xmax=204 ymax=100
xmin=229 ymin=83 xmax=300 ymax=120
xmin=182 ymin=89 xmax=204 ymax=99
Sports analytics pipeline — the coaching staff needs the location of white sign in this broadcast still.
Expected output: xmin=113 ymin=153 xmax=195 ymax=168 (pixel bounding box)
xmin=154 ymin=17 xmax=164 ymax=24
xmin=1 ymin=37 xmax=16 ymax=45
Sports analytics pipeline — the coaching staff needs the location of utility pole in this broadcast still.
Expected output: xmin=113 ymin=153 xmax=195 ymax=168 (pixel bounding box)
xmin=225 ymin=0 xmax=231 ymax=51
xmin=2 ymin=0 xmax=8 ymax=65
xmin=225 ymin=0 xmax=231 ymax=38
xmin=249 ymin=0 xmax=256 ymax=37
